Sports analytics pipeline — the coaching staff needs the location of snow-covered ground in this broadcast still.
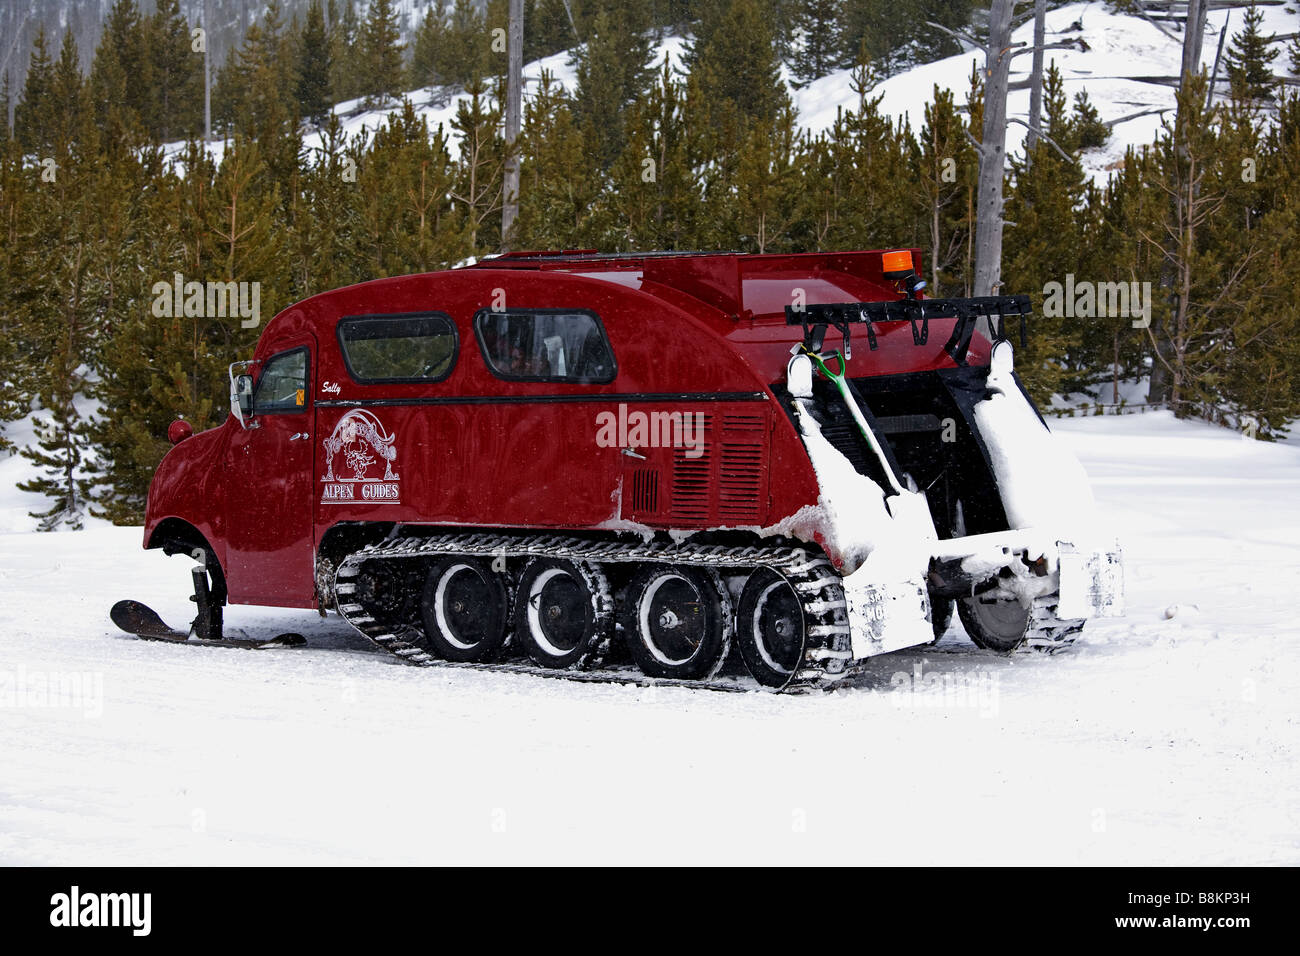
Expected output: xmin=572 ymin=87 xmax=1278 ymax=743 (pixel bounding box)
xmin=0 ymin=411 xmax=1296 ymax=865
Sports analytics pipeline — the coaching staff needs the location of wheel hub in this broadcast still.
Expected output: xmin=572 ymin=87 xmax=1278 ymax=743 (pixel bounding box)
xmin=657 ymin=609 xmax=681 ymax=629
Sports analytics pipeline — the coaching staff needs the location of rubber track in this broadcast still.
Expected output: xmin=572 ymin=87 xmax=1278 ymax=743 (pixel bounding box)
xmin=334 ymin=532 xmax=852 ymax=693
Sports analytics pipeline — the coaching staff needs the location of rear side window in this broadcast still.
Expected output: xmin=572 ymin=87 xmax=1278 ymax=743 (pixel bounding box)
xmin=338 ymin=313 xmax=458 ymax=383
xmin=474 ymin=309 xmax=616 ymax=384
xmin=253 ymin=348 xmax=308 ymax=413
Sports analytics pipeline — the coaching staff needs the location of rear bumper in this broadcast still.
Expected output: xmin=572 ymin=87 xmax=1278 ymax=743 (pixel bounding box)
xmin=841 ymin=531 xmax=1124 ymax=661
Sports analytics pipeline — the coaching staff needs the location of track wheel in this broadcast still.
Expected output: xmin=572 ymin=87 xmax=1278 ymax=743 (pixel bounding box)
xmin=735 ymin=568 xmax=806 ymax=689
xmin=355 ymin=560 xmax=409 ymax=621
xmin=419 ymin=558 xmax=511 ymax=662
xmin=622 ymin=565 xmax=731 ymax=681
xmin=957 ymin=594 xmax=1031 ymax=652
xmin=515 ymin=559 xmax=612 ymax=669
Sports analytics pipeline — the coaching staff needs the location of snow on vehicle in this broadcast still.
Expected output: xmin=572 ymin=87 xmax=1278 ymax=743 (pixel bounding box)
xmin=116 ymin=249 xmax=1123 ymax=690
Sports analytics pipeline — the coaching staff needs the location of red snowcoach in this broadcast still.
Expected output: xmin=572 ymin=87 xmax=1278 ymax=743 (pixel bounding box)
xmin=119 ymin=249 xmax=1123 ymax=690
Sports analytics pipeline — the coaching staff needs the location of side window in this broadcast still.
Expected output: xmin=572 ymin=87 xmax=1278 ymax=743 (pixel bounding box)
xmin=338 ymin=313 xmax=459 ymax=383
xmin=475 ymin=310 xmax=616 ymax=384
xmin=252 ymin=348 xmax=308 ymax=414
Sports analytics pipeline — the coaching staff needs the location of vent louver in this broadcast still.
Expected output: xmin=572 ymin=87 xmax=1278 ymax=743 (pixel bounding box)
xmin=630 ymin=468 xmax=659 ymax=515
xmin=718 ymin=413 xmax=765 ymax=522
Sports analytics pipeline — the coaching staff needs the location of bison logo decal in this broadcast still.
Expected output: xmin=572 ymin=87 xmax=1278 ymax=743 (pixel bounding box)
xmin=320 ymin=409 xmax=401 ymax=504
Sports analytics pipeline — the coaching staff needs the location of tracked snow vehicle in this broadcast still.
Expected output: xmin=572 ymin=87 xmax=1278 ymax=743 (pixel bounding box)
xmin=121 ymin=249 xmax=1123 ymax=690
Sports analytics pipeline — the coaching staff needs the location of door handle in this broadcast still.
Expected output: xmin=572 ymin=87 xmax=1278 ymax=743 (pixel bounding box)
xmin=290 ymin=432 xmax=310 ymax=441
xmin=621 ymin=447 xmax=646 ymax=460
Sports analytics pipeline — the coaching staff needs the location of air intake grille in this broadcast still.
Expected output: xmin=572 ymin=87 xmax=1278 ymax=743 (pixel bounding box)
xmin=630 ymin=468 xmax=659 ymax=515
xmin=670 ymin=414 xmax=712 ymax=520
xmin=718 ymin=413 xmax=765 ymax=522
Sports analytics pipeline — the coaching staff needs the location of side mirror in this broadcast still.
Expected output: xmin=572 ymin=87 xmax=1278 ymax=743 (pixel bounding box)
xmin=236 ymin=375 xmax=254 ymax=415
xmin=229 ymin=362 xmax=256 ymax=428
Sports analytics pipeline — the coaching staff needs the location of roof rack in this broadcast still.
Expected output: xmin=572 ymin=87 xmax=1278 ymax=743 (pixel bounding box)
xmin=479 ymin=249 xmax=745 ymax=264
xmin=785 ymin=294 xmax=1033 ymax=364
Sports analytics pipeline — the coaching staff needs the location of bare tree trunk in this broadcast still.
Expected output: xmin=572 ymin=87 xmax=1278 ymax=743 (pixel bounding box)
xmin=1027 ymin=0 xmax=1046 ymax=155
xmin=1180 ymin=0 xmax=1207 ymax=84
xmin=501 ymin=0 xmax=524 ymax=249
xmin=973 ymin=0 xmax=1015 ymax=304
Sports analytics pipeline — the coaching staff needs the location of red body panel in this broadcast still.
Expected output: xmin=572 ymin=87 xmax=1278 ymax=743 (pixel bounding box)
xmin=143 ymin=250 xmax=992 ymax=608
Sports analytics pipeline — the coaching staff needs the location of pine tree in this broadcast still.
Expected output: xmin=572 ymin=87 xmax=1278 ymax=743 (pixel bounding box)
xmin=571 ymin=6 xmax=655 ymax=170
xmin=361 ymin=0 xmax=406 ymax=103
xmin=840 ymin=0 xmax=973 ymax=74
xmin=209 ymin=137 xmax=291 ymax=324
xmin=49 ymin=29 xmax=86 ymax=155
xmin=148 ymin=0 xmax=203 ymax=140
xmin=1001 ymin=64 xmax=1094 ymax=402
xmin=916 ymin=85 xmax=976 ymax=297
xmin=15 ymin=26 xmax=55 ymax=154
xmin=1226 ymin=3 xmax=1280 ymax=103
xmin=1069 ymin=90 xmax=1109 ymax=151
xmin=292 ymin=113 xmax=366 ymax=294
xmin=331 ymin=0 xmax=365 ymax=102
xmin=1087 ymin=145 xmax=1161 ymax=405
xmin=514 ymin=73 xmax=601 ymax=248
xmin=686 ymin=0 xmax=789 ymax=136
xmin=652 ymin=0 xmax=705 ymax=32
xmin=441 ymin=0 xmax=492 ymax=87
xmin=795 ymin=76 xmax=918 ymax=255
xmin=0 ymin=137 xmax=30 ymax=453
xmin=1206 ymin=80 xmax=1299 ymax=433
xmin=450 ymin=78 xmax=504 ymax=255
xmin=15 ymin=100 xmax=110 ymax=530
xmin=1143 ymin=76 xmax=1256 ymax=415
xmin=531 ymin=0 xmax=579 ymax=61
xmin=90 ymin=145 xmax=209 ymax=522
xmin=789 ymin=0 xmax=843 ymax=86
xmin=18 ymin=350 xmax=94 ymax=531
xmin=297 ymin=0 xmax=334 ymax=124
xmin=1 ymin=72 xmax=11 ymax=142
xmin=89 ymin=0 xmax=150 ymax=146
xmin=356 ymin=100 xmax=464 ymax=274
xmin=732 ymin=104 xmax=802 ymax=252
xmin=214 ymin=6 xmax=302 ymax=188
xmin=604 ymin=60 xmax=711 ymax=250
xmin=411 ymin=2 xmax=448 ymax=89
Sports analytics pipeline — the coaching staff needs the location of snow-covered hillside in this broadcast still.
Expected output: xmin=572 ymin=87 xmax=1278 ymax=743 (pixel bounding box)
xmin=1 ymin=411 xmax=1296 ymax=865
xmin=168 ymin=2 xmax=1299 ymax=183
xmin=798 ymin=1 xmax=1299 ymax=183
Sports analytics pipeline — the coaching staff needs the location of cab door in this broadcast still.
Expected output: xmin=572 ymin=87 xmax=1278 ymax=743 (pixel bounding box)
xmin=225 ymin=337 xmax=318 ymax=607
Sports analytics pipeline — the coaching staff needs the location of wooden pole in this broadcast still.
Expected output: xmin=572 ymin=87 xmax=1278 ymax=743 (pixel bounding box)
xmin=501 ymin=0 xmax=524 ymax=249
xmin=1027 ymin=0 xmax=1046 ymax=154
xmin=1180 ymin=0 xmax=1208 ymax=85
xmin=973 ymin=0 xmax=1016 ymax=299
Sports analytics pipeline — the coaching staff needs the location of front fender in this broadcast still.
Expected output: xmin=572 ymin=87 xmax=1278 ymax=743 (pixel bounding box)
xmin=143 ymin=420 xmax=231 ymax=565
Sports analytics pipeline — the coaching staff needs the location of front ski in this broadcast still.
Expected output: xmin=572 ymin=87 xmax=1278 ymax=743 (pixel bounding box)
xmin=109 ymin=600 xmax=306 ymax=650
